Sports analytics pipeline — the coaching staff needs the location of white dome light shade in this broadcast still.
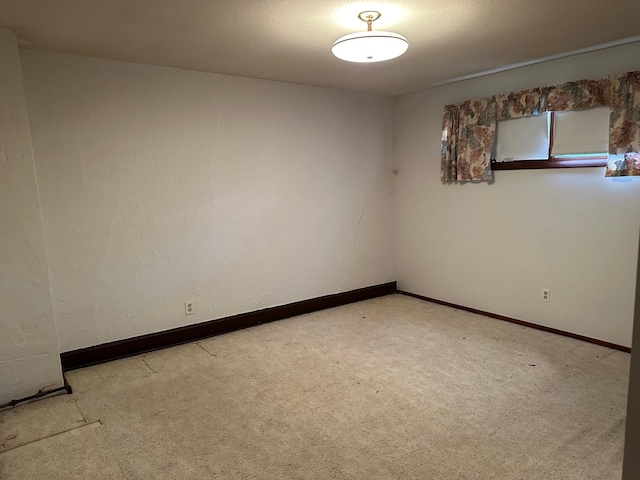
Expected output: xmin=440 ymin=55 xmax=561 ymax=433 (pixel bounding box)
xmin=332 ymin=31 xmax=408 ymax=63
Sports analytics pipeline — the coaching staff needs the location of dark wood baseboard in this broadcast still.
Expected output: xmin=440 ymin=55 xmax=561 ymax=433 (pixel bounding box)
xmin=60 ymin=282 xmax=397 ymax=371
xmin=398 ymin=290 xmax=631 ymax=353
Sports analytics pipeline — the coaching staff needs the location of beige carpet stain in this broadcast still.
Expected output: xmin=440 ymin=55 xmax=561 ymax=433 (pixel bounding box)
xmin=0 ymin=295 xmax=630 ymax=479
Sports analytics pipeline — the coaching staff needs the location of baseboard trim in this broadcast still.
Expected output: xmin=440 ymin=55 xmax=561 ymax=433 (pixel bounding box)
xmin=398 ymin=290 xmax=631 ymax=353
xmin=60 ymin=282 xmax=397 ymax=371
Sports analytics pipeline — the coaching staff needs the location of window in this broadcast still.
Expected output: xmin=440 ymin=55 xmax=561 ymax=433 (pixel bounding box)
xmin=491 ymin=107 xmax=610 ymax=170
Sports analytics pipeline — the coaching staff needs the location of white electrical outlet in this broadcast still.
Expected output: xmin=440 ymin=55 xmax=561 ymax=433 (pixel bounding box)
xmin=185 ymin=301 xmax=194 ymax=315
xmin=541 ymin=288 xmax=550 ymax=302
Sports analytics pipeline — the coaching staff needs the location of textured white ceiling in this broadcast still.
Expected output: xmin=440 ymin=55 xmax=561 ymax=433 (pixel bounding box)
xmin=1 ymin=0 xmax=639 ymax=95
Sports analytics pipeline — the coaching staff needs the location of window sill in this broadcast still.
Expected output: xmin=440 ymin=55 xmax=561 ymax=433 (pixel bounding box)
xmin=491 ymin=158 xmax=608 ymax=170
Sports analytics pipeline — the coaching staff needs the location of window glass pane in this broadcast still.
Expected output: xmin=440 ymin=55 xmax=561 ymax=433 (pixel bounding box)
xmin=552 ymin=107 xmax=609 ymax=156
xmin=495 ymin=113 xmax=550 ymax=161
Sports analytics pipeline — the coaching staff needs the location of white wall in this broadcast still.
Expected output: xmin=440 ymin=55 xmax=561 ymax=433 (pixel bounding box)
xmin=0 ymin=30 xmax=63 ymax=403
xmin=622 ymin=232 xmax=640 ymax=478
xmin=15 ymin=41 xmax=636 ymax=363
xmin=395 ymin=42 xmax=640 ymax=347
xmin=19 ymin=51 xmax=395 ymax=352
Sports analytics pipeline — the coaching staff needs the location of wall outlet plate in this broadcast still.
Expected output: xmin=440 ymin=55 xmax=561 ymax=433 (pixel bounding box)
xmin=185 ymin=301 xmax=194 ymax=315
xmin=542 ymin=288 xmax=550 ymax=302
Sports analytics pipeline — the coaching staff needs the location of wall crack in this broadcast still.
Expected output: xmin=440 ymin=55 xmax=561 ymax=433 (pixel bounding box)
xmin=343 ymin=189 xmax=395 ymax=290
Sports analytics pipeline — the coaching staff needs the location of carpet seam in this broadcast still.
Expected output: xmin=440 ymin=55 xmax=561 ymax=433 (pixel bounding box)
xmin=0 ymin=420 xmax=100 ymax=454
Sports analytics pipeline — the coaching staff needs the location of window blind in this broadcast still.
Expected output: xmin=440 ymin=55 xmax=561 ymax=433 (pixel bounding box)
xmin=552 ymin=107 xmax=609 ymax=156
xmin=494 ymin=113 xmax=549 ymax=162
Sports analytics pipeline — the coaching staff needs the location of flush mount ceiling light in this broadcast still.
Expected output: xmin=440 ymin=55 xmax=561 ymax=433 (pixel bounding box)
xmin=332 ymin=11 xmax=408 ymax=63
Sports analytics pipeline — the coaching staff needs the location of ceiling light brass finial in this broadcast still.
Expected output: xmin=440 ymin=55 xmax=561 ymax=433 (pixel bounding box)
xmin=358 ymin=11 xmax=381 ymax=32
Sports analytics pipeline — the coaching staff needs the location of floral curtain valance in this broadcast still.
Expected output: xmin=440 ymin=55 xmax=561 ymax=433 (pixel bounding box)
xmin=441 ymin=71 xmax=640 ymax=183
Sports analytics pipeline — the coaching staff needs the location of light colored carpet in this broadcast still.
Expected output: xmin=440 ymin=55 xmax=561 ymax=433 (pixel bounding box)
xmin=0 ymin=294 xmax=630 ymax=479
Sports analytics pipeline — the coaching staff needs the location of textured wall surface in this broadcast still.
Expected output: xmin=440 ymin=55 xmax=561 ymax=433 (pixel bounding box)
xmin=622 ymin=234 xmax=640 ymax=479
xmin=395 ymin=42 xmax=640 ymax=347
xmin=20 ymin=51 xmax=395 ymax=352
xmin=0 ymin=30 xmax=62 ymax=403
